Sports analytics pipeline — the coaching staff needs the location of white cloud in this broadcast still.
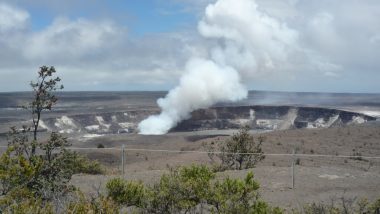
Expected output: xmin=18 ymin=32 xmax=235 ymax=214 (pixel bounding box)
xmin=0 ymin=0 xmax=379 ymax=92
xmin=0 ymin=3 xmax=201 ymax=91
xmin=0 ymin=3 xmax=29 ymax=32
xmin=24 ymin=17 xmax=121 ymax=61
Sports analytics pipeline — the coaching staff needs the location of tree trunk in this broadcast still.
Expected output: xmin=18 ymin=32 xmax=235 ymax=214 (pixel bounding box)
xmin=32 ymin=111 xmax=41 ymax=155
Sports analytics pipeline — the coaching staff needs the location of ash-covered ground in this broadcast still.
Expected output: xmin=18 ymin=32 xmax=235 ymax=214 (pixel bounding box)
xmin=0 ymin=91 xmax=379 ymax=209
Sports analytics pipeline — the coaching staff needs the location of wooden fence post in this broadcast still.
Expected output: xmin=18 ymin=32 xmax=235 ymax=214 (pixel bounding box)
xmin=292 ymin=148 xmax=295 ymax=189
xmin=122 ymin=144 xmax=125 ymax=176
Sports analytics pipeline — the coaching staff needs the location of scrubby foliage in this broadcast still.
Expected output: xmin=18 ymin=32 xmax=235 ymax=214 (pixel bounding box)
xmin=65 ymin=192 xmax=120 ymax=214
xmin=146 ymin=165 xmax=215 ymax=213
xmin=106 ymin=164 xmax=281 ymax=214
xmin=209 ymin=172 xmax=277 ymax=213
xmin=70 ymin=153 xmax=104 ymax=175
xmin=1 ymin=130 xmax=75 ymax=202
xmin=300 ymin=198 xmax=380 ymax=214
xmin=0 ymin=190 xmax=120 ymax=214
xmin=205 ymin=126 xmax=265 ymax=171
xmin=1 ymin=196 xmax=54 ymax=214
xmin=106 ymin=178 xmax=146 ymax=207
xmin=0 ymin=66 xmax=104 ymax=212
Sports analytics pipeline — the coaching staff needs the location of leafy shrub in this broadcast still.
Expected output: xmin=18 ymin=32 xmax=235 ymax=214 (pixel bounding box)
xmin=1 ymin=197 xmax=54 ymax=214
xmin=205 ymin=126 xmax=265 ymax=171
xmin=70 ymin=153 xmax=104 ymax=175
xmin=1 ymin=189 xmax=120 ymax=214
xmin=370 ymin=199 xmax=380 ymax=213
xmin=302 ymin=197 xmax=380 ymax=214
xmin=1 ymin=131 xmax=76 ymax=201
xmin=209 ymin=172 xmax=264 ymax=213
xmin=97 ymin=143 xmax=105 ymax=148
xmin=106 ymin=164 xmax=280 ymax=214
xmin=147 ymin=164 xmax=215 ymax=213
xmin=106 ymin=178 xmax=147 ymax=207
xmin=65 ymin=192 xmax=120 ymax=214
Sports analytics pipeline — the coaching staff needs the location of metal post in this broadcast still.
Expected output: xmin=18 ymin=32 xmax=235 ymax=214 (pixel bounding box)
xmin=292 ymin=148 xmax=295 ymax=189
xmin=122 ymin=144 xmax=125 ymax=176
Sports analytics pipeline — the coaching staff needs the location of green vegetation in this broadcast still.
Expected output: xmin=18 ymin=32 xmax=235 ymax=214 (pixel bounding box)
xmin=204 ymin=125 xmax=265 ymax=171
xmin=1 ymin=125 xmax=76 ymax=203
xmin=106 ymin=178 xmax=146 ymax=207
xmin=71 ymin=153 xmax=104 ymax=175
xmin=65 ymin=192 xmax=120 ymax=214
xmin=1 ymin=197 xmax=54 ymax=214
xmin=28 ymin=66 xmax=63 ymax=154
xmin=0 ymin=66 xmax=103 ymax=212
xmin=299 ymin=198 xmax=380 ymax=214
xmin=106 ymin=164 xmax=281 ymax=214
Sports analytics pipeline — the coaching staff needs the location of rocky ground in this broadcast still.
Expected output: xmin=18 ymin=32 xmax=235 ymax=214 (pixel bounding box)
xmin=70 ymin=121 xmax=380 ymax=210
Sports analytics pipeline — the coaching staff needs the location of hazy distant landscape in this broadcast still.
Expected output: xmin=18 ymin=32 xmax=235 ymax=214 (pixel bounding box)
xmin=1 ymin=90 xmax=379 ymax=209
xmin=0 ymin=91 xmax=380 ymax=137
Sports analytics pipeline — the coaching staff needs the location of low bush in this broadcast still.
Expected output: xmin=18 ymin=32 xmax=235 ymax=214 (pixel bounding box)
xmin=106 ymin=164 xmax=281 ymax=214
xmin=106 ymin=178 xmax=146 ymax=207
xmin=70 ymin=153 xmax=104 ymax=175
xmin=299 ymin=197 xmax=380 ymax=214
xmin=204 ymin=126 xmax=265 ymax=171
xmin=1 ymin=131 xmax=76 ymax=201
xmin=1 ymin=197 xmax=54 ymax=214
xmin=146 ymin=164 xmax=215 ymax=213
xmin=65 ymin=192 xmax=120 ymax=214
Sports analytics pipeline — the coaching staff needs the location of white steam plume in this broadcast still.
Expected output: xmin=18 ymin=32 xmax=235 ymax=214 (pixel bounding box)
xmin=139 ymin=0 xmax=300 ymax=135
xmin=138 ymin=58 xmax=247 ymax=135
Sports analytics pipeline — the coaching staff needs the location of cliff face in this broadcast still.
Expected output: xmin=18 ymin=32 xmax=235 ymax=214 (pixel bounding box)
xmin=172 ymin=106 xmax=376 ymax=132
xmin=1 ymin=91 xmax=379 ymax=136
xmin=35 ymin=106 xmax=376 ymax=134
xmin=1 ymin=105 xmax=376 ymax=136
xmin=41 ymin=110 xmax=156 ymax=134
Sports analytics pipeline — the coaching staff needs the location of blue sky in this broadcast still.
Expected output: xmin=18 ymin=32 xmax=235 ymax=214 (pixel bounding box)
xmin=0 ymin=0 xmax=379 ymax=93
xmin=25 ymin=1 xmax=198 ymax=35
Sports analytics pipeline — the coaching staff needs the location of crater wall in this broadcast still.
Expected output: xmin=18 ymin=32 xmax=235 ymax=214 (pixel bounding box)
xmin=172 ymin=106 xmax=376 ymax=132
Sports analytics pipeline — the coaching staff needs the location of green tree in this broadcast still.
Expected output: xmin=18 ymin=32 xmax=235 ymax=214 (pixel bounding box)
xmin=0 ymin=66 xmax=75 ymax=203
xmin=205 ymin=126 xmax=265 ymax=171
xmin=28 ymin=66 xmax=63 ymax=155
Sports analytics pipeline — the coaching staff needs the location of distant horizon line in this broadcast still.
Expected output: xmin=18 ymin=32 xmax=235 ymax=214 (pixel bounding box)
xmin=1 ymin=89 xmax=380 ymax=95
